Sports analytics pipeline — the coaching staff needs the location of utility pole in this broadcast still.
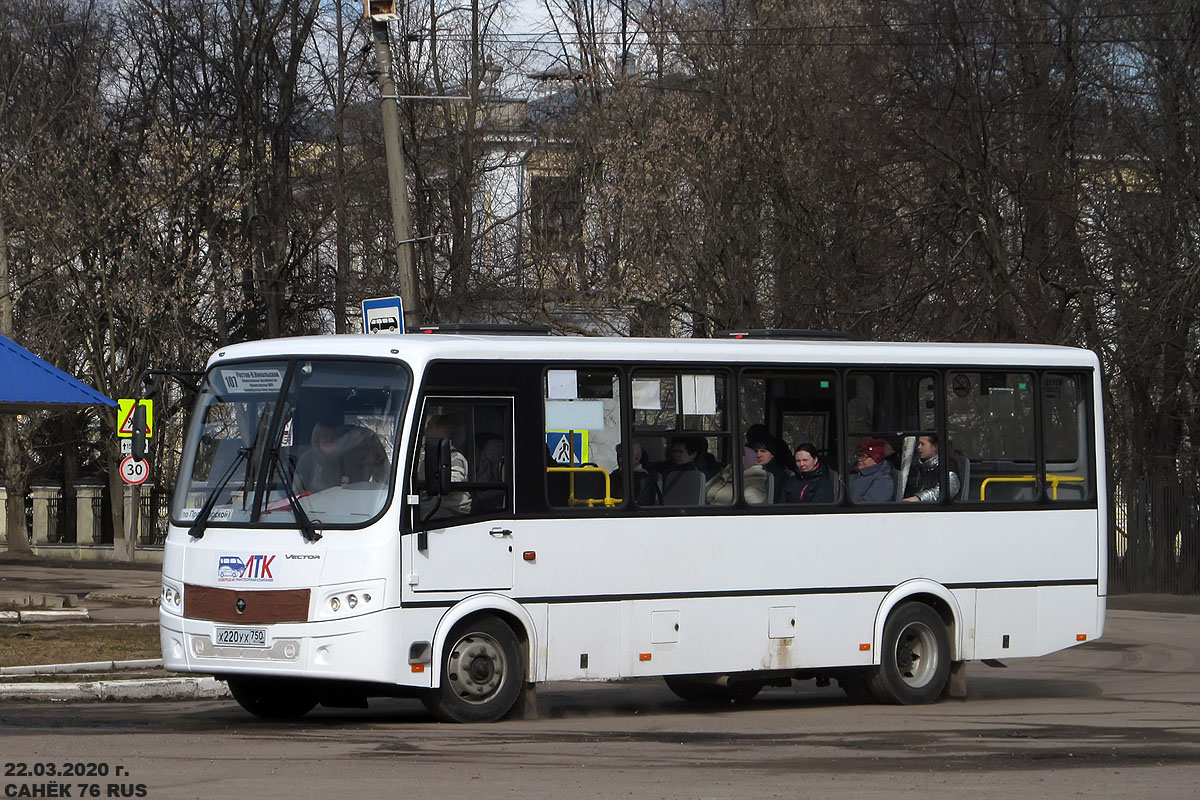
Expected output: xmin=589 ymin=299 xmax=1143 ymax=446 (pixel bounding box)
xmin=365 ymin=2 xmax=420 ymax=328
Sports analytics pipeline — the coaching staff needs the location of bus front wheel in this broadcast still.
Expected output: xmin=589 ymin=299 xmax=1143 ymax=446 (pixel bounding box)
xmin=866 ymin=602 xmax=950 ymax=704
xmin=422 ymin=616 xmax=524 ymax=723
xmin=227 ymin=677 xmax=318 ymax=719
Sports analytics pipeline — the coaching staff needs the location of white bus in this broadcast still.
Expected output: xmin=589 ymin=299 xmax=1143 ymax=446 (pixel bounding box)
xmin=159 ymin=331 xmax=1106 ymax=721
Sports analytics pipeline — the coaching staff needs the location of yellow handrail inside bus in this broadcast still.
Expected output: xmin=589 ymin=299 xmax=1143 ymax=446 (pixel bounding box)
xmin=546 ymin=466 xmax=618 ymax=507
xmin=979 ymin=474 xmax=1086 ymax=501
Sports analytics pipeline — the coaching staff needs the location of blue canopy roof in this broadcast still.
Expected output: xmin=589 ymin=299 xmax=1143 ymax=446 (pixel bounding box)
xmin=0 ymin=333 xmax=116 ymax=412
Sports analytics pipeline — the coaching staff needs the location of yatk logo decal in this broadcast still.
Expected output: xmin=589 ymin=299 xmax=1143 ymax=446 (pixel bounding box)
xmin=217 ymin=554 xmax=276 ymax=582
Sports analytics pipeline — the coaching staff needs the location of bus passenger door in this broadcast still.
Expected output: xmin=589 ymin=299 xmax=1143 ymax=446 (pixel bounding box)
xmin=409 ymin=396 xmax=515 ymax=592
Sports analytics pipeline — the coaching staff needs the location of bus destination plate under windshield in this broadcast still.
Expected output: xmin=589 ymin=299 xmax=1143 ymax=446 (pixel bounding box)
xmin=215 ymin=627 xmax=268 ymax=647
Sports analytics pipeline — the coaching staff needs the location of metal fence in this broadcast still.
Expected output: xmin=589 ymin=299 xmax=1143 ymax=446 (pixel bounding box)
xmin=1110 ymin=471 xmax=1200 ymax=595
xmin=138 ymin=490 xmax=171 ymax=546
xmin=3 ymin=484 xmax=158 ymax=548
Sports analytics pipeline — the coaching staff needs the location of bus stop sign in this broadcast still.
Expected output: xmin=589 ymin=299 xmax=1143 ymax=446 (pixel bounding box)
xmin=361 ymin=296 xmax=404 ymax=334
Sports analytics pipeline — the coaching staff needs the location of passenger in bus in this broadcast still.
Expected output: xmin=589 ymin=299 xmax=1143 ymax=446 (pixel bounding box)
xmin=421 ymin=414 xmax=471 ymax=516
xmin=903 ymin=434 xmax=960 ymax=502
xmin=743 ymin=424 xmax=791 ymax=470
xmin=295 ymin=418 xmax=389 ymax=493
xmin=473 ymin=433 xmax=506 ymax=512
xmin=749 ymin=438 xmax=789 ymax=503
xmin=611 ymin=443 xmax=658 ymax=505
xmin=784 ymin=443 xmax=835 ymax=503
xmin=849 ymin=438 xmax=894 ymax=504
xmin=704 ymin=462 xmax=769 ymax=505
xmin=659 ymin=436 xmax=714 ymax=479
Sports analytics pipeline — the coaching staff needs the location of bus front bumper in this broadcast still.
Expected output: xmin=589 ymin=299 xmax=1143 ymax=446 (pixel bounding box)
xmin=159 ymin=606 xmax=428 ymax=688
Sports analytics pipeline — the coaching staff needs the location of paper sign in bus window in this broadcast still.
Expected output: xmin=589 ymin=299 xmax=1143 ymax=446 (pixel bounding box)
xmin=632 ymin=379 xmax=661 ymax=410
xmin=544 ymin=400 xmax=604 ymax=431
xmin=681 ymin=374 xmax=717 ymax=415
xmin=547 ymin=370 xmax=578 ymax=400
xmin=219 ymin=368 xmax=283 ymax=394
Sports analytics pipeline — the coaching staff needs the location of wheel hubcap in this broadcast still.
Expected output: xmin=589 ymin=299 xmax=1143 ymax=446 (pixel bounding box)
xmin=446 ymin=632 xmax=507 ymax=704
xmin=894 ymin=621 xmax=938 ymax=688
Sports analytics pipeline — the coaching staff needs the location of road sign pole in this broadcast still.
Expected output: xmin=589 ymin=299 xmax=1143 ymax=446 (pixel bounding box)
xmin=370 ymin=19 xmax=421 ymax=328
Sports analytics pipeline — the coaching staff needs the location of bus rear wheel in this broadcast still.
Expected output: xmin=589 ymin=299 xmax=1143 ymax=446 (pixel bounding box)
xmin=227 ymin=677 xmax=318 ymax=719
xmin=422 ymin=616 xmax=523 ymax=723
xmin=866 ymin=602 xmax=950 ymax=704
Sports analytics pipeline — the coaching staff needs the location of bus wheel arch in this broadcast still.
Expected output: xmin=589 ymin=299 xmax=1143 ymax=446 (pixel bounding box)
xmin=429 ymin=595 xmax=537 ymax=686
xmin=867 ymin=594 xmax=955 ymax=704
xmin=873 ymin=581 xmax=962 ymax=663
xmin=423 ymin=602 xmax=533 ymax=723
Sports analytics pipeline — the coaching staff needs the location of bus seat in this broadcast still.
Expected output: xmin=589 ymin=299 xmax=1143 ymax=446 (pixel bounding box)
xmin=956 ymin=458 xmax=970 ymax=501
xmin=828 ymin=468 xmax=843 ymax=502
xmin=632 ymin=471 xmax=661 ymax=506
xmin=763 ymin=471 xmax=775 ymax=505
xmin=662 ymin=469 xmax=706 ymax=506
xmin=573 ymin=466 xmax=609 ymax=503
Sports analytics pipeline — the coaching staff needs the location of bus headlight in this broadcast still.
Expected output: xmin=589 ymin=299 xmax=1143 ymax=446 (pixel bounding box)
xmin=161 ymin=581 xmax=184 ymax=612
xmin=317 ymin=581 xmax=385 ymax=620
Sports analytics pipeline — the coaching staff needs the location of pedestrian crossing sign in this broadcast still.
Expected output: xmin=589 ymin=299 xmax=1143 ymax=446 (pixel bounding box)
xmin=117 ymin=399 xmax=154 ymax=438
xmin=546 ymin=430 xmax=588 ymax=465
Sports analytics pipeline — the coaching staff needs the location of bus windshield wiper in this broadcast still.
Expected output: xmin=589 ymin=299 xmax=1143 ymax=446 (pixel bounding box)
xmin=189 ymin=447 xmax=249 ymax=540
xmin=191 ymin=410 xmax=273 ymax=540
xmin=269 ymin=448 xmax=322 ymax=543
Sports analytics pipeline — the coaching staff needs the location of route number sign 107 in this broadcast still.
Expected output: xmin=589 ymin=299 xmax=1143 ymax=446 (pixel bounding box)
xmin=120 ymin=456 xmax=150 ymax=485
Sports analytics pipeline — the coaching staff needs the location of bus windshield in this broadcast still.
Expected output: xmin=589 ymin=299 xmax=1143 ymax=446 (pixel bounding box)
xmin=172 ymin=359 xmax=410 ymax=529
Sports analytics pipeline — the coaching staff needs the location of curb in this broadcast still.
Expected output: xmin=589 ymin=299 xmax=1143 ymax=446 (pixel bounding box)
xmin=83 ymin=592 xmax=160 ymax=608
xmin=0 ymin=676 xmax=230 ymax=702
xmin=6 ymin=608 xmax=92 ymax=622
xmin=0 ymin=659 xmax=164 ymax=676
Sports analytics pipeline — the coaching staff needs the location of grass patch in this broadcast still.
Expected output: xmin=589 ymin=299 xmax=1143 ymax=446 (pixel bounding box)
xmin=0 ymin=624 xmax=160 ymax=667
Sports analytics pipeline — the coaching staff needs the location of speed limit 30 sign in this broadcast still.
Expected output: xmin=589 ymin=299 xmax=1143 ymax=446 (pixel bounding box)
xmin=120 ymin=456 xmax=150 ymax=485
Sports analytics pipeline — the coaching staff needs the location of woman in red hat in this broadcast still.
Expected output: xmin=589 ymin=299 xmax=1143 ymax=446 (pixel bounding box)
xmin=849 ymin=437 xmax=894 ymax=504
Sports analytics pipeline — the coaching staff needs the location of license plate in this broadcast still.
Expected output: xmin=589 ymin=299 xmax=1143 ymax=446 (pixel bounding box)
xmin=214 ymin=626 xmax=268 ymax=647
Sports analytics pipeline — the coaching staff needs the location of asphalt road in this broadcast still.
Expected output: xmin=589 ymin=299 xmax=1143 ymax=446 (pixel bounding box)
xmin=1 ymin=607 xmax=1198 ymax=800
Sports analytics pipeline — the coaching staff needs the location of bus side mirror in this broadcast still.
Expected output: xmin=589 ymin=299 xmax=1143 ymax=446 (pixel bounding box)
xmin=424 ymin=437 xmax=451 ymax=495
xmin=131 ymin=404 xmax=148 ymax=461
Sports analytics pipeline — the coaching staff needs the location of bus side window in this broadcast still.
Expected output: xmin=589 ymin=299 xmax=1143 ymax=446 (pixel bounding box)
xmin=947 ymin=371 xmax=1036 ymax=503
xmin=544 ymin=368 xmax=624 ymax=510
xmin=416 ymin=399 xmax=514 ymax=523
xmin=1042 ymin=373 xmax=1092 ymax=502
xmin=846 ymin=371 xmax=937 ymax=504
xmin=633 ymin=370 xmax=731 ymax=507
xmin=739 ymin=368 xmax=840 ymax=506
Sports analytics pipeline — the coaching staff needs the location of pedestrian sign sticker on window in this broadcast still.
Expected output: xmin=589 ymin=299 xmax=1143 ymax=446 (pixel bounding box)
xmin=546 ymin=431 xmax=589 ymax=465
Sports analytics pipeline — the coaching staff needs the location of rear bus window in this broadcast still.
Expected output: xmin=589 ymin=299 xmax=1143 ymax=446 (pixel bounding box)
xmin=1042 ymin=373 xmax=1092 ymax=502
xmin=946 ymin=372 xmax=1036 ymax=503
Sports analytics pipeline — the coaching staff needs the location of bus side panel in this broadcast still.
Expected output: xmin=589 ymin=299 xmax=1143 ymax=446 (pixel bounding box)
xmin=622 ymin=594 xmax=881 ymax=678
xmin=974 ymin=587 xmax=1039 ymax=659
xmin=1036 ymin=584 xmax=1105 ymax=654
xmin=544 ymin=602 xmax=622 ymax=681
xmin=974 ymin=584 xmax=1102 ymax=660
